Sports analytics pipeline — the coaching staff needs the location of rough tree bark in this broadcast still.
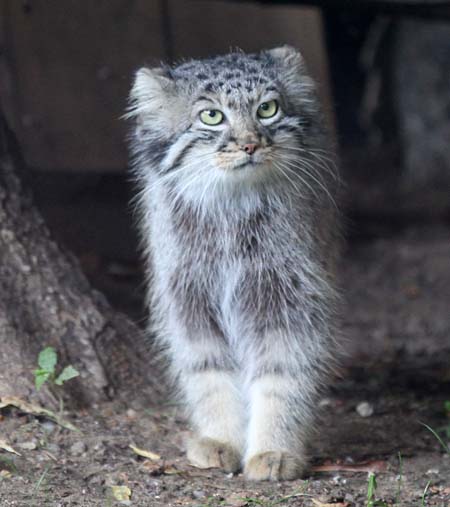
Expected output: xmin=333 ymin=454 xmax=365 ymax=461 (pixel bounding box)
xmin=0 ymin=109 xmax=166 ymax=407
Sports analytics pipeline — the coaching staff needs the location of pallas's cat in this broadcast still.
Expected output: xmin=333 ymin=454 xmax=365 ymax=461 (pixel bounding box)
xmin=127 ymin=46 xmax=341 ymax=481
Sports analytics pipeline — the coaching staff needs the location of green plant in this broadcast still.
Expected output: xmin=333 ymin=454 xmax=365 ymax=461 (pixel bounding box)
xmin=367 ymin=472 xmax=388 ymax=507
xmin=421 ymin=422 xmax=450 ymax=455
xmin=421 ymin=480 xmax=431 ymax=507
xmin=33 ymin=346 xmax=79 ymax=415
xmin=395 ymin=452 xmax=403 ymax=506
xmin=32 ymin=464 xmax=51 ymax=497
xmin=444 ymin=401 xmax=450 ymax=439
xmin=34 ymin=346 xmax=79 ymax=391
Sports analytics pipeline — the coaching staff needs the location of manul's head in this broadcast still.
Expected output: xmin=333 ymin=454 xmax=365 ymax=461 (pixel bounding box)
xmin=128 ymin=46 xmax=331 ymax=208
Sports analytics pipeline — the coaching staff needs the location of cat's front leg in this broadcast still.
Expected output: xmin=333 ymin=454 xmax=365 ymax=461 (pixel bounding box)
xmin=244 ymin=375 xmax=308 ymax=480
xmin=184 ymin=368 xmax=245 ymax=472
xmin=243 ymin=330 xmax=327 ymax=481
xmin=173 ymin=337 xmax=245 ymax=472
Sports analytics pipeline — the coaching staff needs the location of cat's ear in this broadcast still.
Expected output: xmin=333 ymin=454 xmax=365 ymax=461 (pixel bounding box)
xmin=265 ymin=46 xmax=315 ymax=105
xmin=127 ymin=66 xmax=175 ymax=120
xmin=266 ymin=45 xmax=305 ymax=73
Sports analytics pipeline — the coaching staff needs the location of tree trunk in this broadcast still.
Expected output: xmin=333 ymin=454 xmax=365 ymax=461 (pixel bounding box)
xmin=0 ymin=110 xmax=167 ymax=407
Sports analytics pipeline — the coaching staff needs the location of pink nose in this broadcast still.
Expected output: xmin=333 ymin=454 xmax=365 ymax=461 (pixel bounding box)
xmin=243 ymin=143 xmax=258 ymax=155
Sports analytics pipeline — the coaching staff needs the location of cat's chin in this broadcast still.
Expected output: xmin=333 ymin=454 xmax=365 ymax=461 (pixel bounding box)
xmin=222 ymin=159 xmax=270 ymax=179
xmin=231 ymin=160 xmax=258 ymax=171
xmin=221 ymin=163 xmax=269 ymax=186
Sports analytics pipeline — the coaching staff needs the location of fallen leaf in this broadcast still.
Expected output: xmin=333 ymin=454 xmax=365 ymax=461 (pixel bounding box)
xmin=164 ymin=465 xmax=181 ymax=475
xmin=141 ymin=459 xmax=165 ymax=475
xmin=312 ymin=460 xmax=387 ymax=473
xmin=129 ymin=444 xmax=161 ymax=460
xmin=0 ymin=469 xmax=12 ymax=479
xmin=312 ymin=500 xmax=349 ymax=507
xmin=141 ymin=459 xmax=182 ymax=476
xmin=0 ymin=439 xmax=21 ymax=456
xmin=41 ymin=450 xmax=58 ymax=462
xmin=111 ymin=485 xmax=131 ymax=502
xmin=0 ymin=396 xmax=78 ymax=432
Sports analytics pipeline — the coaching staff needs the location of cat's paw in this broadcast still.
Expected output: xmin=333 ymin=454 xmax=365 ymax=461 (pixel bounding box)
xmin=186 ymin=436 xmax=241 ymax=473
xmin=244 ymin=451 xmax=304 ymax=481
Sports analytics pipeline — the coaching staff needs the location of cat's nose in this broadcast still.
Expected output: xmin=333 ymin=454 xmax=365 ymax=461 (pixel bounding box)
xmin=243 ymin=143 xmax=259 ymax=155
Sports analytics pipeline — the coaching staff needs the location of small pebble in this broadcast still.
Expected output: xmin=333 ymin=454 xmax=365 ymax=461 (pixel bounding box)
xmin=126 ymin=408 xmax=137 ymax=419
xmin=356 ymin=401 xmax=374 ymax=417
xmin=19 ymin=440 xmax=37 ymax=450
xmin=70 ymin=441 xmax=87 ymax=456
xmin=41 ymin=421 xmax=56 ymax=434
xmin=192 ymin=490 xmax=207 ymax=499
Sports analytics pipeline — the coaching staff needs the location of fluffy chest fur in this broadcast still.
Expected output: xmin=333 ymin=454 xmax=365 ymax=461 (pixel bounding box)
xmin=147 ymin=182 xmax=329 ymax=347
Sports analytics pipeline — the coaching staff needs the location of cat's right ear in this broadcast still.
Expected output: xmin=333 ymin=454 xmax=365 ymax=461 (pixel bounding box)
xmin=126 ymin=67 xmax=176 ymax=136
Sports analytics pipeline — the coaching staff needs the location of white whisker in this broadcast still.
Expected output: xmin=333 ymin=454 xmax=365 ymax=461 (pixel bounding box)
xmin=272 ymin=160 xmax=319 ymax=201
xmin=279 ymin=156 xmax=337 ymax=209
xmin=279 ymin=146 xmax=339 ymax=180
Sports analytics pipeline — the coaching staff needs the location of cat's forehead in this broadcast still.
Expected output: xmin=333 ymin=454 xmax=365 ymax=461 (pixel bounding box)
xmin=172 ymin=52 xmax=279 ymax=96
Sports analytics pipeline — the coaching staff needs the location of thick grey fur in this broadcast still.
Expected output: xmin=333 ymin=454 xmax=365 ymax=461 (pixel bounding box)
xmin=127 ymin=46 xmax=342 ymax=480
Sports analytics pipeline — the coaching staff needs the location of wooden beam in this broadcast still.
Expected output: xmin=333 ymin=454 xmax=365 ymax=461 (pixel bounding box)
xmin=237 ymin=0 xmax=450 ymax=17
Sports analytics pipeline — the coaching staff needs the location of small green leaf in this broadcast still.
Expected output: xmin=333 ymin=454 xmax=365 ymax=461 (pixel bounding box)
xmin=38 ymin=347 xmax=57 ymax=373
xmin=34 ymin=368 xmax=49 ymax=376
xmin=367 ymin=472 xmax=377 ymax=505
xmin=34 ymin=370 xmax=51 ymax=390
xmin=55 ymin=365 xmax=79 ymax=386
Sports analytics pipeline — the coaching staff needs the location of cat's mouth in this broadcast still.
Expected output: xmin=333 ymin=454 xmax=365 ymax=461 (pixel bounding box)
xmin=216 ymin=150 xmax=269 ymax=173
xmin=232 ymin=158 xmax=258 ymax=171
xmin=228 ymin=152 xmax=268 ymax=171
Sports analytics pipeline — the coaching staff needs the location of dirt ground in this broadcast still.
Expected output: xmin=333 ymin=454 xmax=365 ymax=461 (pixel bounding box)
xmin=1 ymin=219 xmax=450 ymax=506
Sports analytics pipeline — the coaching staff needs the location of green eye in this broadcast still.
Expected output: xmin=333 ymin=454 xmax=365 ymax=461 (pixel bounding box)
xmin=257 ymin=100 xmax=278 ymax=119
xmin=200 ymin=109 xmax=224 ymax=126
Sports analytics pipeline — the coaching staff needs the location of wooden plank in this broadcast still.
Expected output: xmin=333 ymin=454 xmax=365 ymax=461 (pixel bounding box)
xmin=246 ymin=0 xmax=450 ymax=17
xmin=1 ymin=0 xmax=335 ymax=172
xmin=2 ymin=0 xmax=167 ymax=172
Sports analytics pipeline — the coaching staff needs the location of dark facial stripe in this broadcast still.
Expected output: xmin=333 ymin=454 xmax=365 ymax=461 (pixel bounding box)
xmin=162 ymin=137 xmax=200 ymax=174
xmin=195 ymin=95 xmax=212 ymax=103
xmin=132 ymin=138 xmax=170 ymax=167
xmin=274 ymin=124 xmax=300 ymax=133
xmin=193 ymin=128 xmax=221 ymax=138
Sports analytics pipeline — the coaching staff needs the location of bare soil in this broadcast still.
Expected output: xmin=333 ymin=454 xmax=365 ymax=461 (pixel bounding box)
xmin=1 ymin=222 xmax=449 ymax=507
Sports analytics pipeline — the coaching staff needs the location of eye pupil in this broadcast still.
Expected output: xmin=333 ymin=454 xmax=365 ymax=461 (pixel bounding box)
xmin=257 ymin=99 xmax=278 ymax=119
xmin=200 ymin=109 xmax=224 ymax=125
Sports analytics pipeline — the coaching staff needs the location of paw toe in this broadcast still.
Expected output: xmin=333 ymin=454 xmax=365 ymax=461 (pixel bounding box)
xmin=187 ymin=436 xmax=241 ymax=473
xmin=244 ymin=451 xmax=303 ymax=481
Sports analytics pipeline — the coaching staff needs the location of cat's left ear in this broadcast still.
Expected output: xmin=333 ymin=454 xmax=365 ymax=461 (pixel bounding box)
xmin=264 ymin=45 xmax=315 ymax=105
xmin=266 ymin=45 xmax=305 ymax=73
